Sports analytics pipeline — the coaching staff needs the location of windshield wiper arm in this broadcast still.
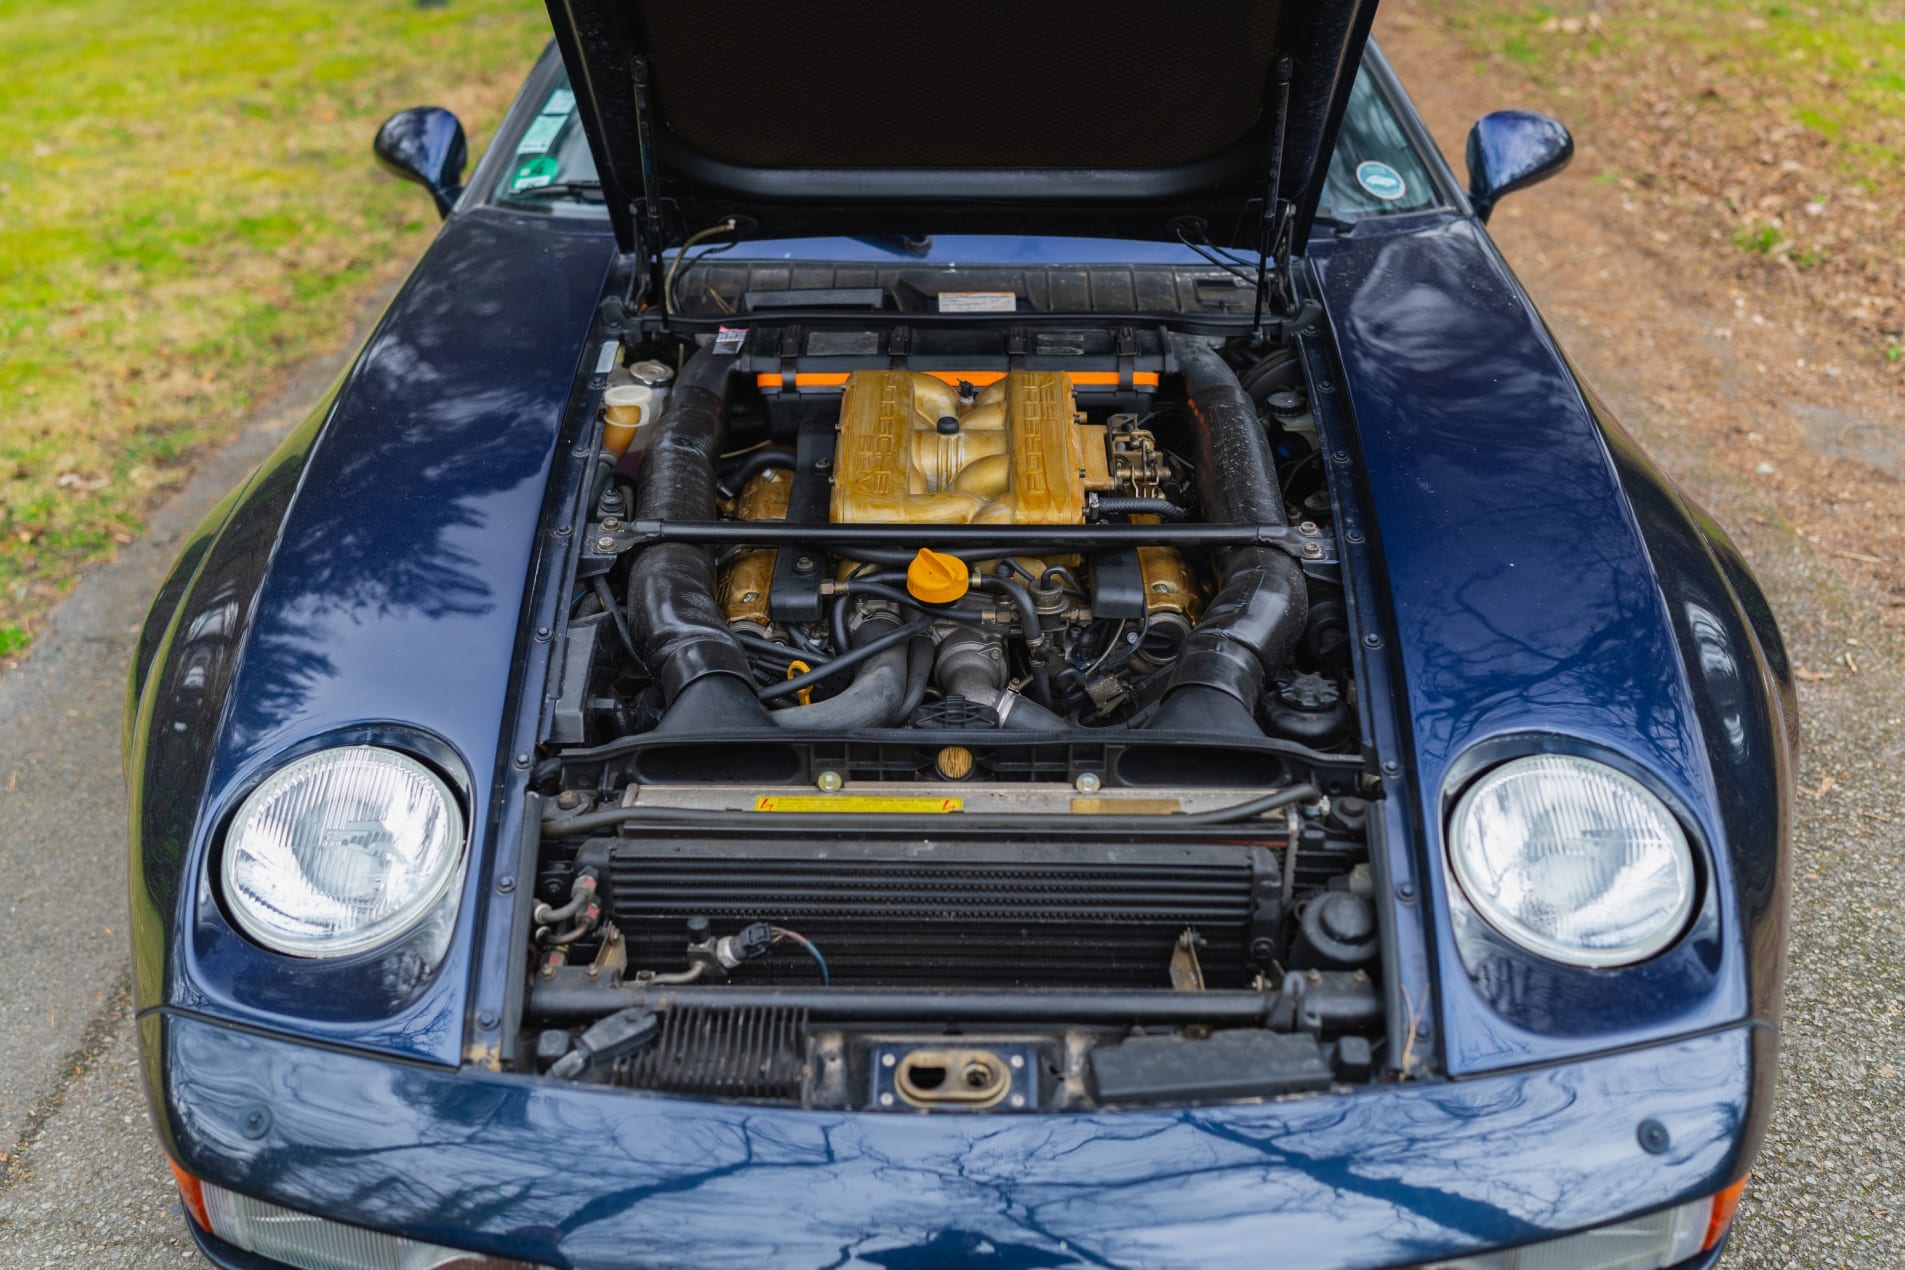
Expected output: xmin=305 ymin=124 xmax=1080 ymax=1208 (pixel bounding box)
xmin=508 ymin=180 xmax=604 ymax=203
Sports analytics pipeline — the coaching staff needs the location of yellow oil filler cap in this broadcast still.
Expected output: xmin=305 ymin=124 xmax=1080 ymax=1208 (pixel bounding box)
xmin=906 ymin=548 xmax=969 ymax=605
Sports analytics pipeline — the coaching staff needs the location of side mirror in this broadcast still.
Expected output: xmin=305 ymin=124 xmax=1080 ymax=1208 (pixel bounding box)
xmin=1464 ymin=110 xmax=1573 ymax=222
xmin=374 ymin=107 xmax=468 ymax=218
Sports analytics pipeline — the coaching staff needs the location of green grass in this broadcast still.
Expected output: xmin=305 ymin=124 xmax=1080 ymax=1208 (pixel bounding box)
xmin=1433 ymin=0 xmax=1905 ymax=348
xmin=1736 ymin=223 xmax=1784 ymax=255
xmin=0 ymin=0 xmax=548 ymax=656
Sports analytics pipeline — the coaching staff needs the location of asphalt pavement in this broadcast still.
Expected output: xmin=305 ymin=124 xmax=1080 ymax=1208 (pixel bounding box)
xmin=0 ymin=334 xmax=364 ymax=1265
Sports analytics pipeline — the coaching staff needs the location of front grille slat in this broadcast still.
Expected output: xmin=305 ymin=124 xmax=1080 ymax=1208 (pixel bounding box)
xmin=619 ymin=1005 xmax=808 ymax=1100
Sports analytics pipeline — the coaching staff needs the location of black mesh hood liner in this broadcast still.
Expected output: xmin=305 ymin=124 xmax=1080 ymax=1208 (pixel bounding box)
xmin=642 ymin=1 xmax=1280 ymax=170
xmin=544 ymin=0 xmax=1379 ymax=256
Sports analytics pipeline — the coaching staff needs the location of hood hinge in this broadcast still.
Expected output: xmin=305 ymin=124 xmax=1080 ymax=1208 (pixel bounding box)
xmin=628 ymin=54 xmax=668 ymax=309
xmin=1251 ymin=53 xmax=1298 ymax=344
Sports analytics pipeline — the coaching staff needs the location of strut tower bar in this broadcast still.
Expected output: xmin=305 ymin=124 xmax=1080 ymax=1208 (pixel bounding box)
xmin=614 ymin=520 xmax=1326 ymax=558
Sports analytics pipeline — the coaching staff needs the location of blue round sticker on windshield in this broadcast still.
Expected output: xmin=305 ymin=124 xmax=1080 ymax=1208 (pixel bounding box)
xmin=1355 ymin=160 xmax=1407 ymax=201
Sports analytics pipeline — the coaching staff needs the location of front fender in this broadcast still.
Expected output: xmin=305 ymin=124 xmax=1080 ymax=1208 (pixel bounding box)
xmin=124 ymin=470 xmax=260 ymax=774
xmin=125 ymin=210 xmax=618 ymax=1064
xmin=1309 ymin=215 xmax=1791 ymax=1078
xmin=1586 ymin=388 xmax=1797 ymax=1031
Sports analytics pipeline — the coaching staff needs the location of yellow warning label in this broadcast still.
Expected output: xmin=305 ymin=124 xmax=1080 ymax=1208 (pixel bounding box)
xmin=1070 ymin=797 xmax=1183 ymax=815
xmin=753 ymin=795 xmax=964 ymax=814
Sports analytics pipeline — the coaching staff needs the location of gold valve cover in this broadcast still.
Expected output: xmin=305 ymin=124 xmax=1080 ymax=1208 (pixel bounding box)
xmin=829 ymin=371 xmax=1114 ymax=525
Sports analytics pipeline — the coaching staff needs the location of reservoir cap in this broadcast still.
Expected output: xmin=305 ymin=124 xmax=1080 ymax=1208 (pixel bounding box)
xmin=907 ymin=548 xmax=969 ymax=605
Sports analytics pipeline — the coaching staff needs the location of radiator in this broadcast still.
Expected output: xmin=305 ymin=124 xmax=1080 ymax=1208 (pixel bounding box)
xmin=583 ymin=835 xmax=1282 ymax=988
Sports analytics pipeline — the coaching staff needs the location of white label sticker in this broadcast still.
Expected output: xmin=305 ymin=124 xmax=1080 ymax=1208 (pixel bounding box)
xmin=542 ymin=87 xmax=576 ymax=116
xmin=713 ymin=326 xmax=748 ymax=354
xmin=516 ymin=114 xmax=565 ymax=155
xmin=937 ymin=291 xmax=1018 ymax=313
xmin=594 ymin=341 xmax=618 ymax=375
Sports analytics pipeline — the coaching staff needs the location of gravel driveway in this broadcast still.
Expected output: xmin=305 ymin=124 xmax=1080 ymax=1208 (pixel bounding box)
xmin=0 ymin=16 xmax=1898 ymax=1263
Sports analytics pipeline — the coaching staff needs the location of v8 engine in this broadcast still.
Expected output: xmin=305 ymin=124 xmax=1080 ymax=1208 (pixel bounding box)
xmin=700 ymin=367 xmax=1239 ymax=731
xmin=555 ymin=326 xmax=1355 ymax=746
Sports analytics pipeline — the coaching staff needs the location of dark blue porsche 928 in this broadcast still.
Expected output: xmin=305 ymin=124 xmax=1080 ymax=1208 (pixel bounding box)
xmin=124 ymin=2 xmax=1796 ymax=1267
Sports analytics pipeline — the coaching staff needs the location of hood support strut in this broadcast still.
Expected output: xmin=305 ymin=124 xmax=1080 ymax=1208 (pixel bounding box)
xmin=629 ymin=54 xmax=668 ymax=309
xmin=1251 ymin=54 xmax=1298 ymax=345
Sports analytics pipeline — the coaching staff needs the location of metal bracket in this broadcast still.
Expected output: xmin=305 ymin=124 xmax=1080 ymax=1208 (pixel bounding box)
xmin=575 ymin=516 xmax=640 ymax=580
xmin=1169 ymin=929 xmax=1208 ymax=992
xmin=767 ymin=418 xmax=837 ymax=624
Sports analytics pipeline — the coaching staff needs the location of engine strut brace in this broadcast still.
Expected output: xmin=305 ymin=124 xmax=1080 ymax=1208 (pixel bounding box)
xmin=617 ymin=519 xmax=1322 ymax=554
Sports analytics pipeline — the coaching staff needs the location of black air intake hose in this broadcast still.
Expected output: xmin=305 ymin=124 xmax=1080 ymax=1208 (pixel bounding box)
xmin=1150 ymin=335 xmax=1309 ymax=736
xmin=767 ymin=616 xmax=912 ymax=730
xmin=627 ymin=344 xmax=770 ymax=730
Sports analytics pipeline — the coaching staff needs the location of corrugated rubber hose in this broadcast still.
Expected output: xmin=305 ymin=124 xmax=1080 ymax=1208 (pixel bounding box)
xmin=626 ymin=342 xmax=772 ymax=730
xmin=1148 ymin=334 xmax=1310 ymax=737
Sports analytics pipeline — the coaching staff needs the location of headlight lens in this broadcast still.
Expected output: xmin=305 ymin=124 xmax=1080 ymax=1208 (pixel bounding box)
xmin=1420 ymin=1176 xmax=1746 ymax=1268
xmin=1448 ymin=754 xmax=1696 ymax=967
xmin=193 ymin=1174 xmax=551 ymax=1269
xmin=221 ymin=746 xmax=465 ymax=957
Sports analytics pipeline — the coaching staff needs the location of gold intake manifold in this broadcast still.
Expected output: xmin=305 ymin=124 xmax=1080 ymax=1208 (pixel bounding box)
xmin=829 ymin=371 xmax=1118 ymax=525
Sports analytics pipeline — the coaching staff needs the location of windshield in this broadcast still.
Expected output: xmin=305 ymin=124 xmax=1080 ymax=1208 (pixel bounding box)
xmin=1318 ymin=69 xmax=1440 ymax=219
xmin=494 ymin=79 xmax=599 ymax=205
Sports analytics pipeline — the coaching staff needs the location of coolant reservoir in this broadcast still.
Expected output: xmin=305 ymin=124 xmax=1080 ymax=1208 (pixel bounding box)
xmin=601 ymin=383 xmax=655 ymax=460
xmin=1264 ymin=387 xmax=1315 ymax=442
xmin=628 ymin=359 xmax=673 ymax=424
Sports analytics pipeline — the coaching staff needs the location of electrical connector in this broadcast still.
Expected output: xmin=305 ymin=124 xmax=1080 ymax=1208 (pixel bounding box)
xmin=548 ymin=1006 xmax=659 ymax=1081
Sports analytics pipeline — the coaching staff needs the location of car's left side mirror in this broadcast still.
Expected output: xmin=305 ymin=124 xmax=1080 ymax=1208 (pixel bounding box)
xmin=1464 ymin=110 xmax=1574 ymax=223
xmin=374 ymin=107 xmax=468 ymax=219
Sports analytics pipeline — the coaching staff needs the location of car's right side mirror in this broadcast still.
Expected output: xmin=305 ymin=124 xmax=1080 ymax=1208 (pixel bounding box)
xmin=373 ymin=107 xmax=468 ymax=219
xmin=1465 ymin=110 xmax=1574 ymax=223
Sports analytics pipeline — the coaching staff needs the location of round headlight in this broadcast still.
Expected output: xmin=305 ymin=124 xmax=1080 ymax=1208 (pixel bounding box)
xmin=221 ymin=746 xmax=465 ymax=958
xmin=1448 ymin=754 xmax=1696 ymax=968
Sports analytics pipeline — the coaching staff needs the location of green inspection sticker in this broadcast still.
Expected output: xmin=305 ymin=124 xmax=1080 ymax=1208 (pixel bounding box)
xmin=509 ymin=155 xmax=560 ymax=192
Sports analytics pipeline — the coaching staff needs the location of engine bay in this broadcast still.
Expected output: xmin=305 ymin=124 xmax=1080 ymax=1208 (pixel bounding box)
xmin=519 ymin=320 xmax=1389 ymax=1109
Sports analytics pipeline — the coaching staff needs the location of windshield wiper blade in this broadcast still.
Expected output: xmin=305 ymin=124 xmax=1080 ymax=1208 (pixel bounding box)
xmin=508 ymin=180 xmax=604 ymax=203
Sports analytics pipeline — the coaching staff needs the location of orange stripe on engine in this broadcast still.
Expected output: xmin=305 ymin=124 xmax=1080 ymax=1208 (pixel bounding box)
xmin=757 ymin=372 xmax=852 ymax=388
xmin=757 ymin=371 xmax=1159 ymax=391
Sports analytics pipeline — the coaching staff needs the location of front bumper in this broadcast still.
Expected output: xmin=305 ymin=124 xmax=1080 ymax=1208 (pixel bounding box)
xmin=147 ymin=1011 xmax=1769 ymax=1270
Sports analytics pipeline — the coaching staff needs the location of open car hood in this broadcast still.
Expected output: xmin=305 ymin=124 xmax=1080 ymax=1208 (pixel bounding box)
xmin=542 ymin=0 xmax=1380 ymax=266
